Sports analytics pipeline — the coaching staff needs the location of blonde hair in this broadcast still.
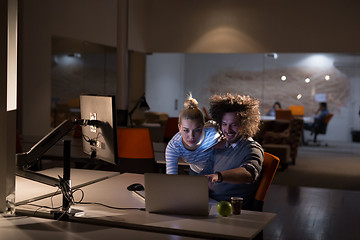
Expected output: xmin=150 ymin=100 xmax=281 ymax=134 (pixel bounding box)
xmin=179 ymin=93 xmax=204 ymax=126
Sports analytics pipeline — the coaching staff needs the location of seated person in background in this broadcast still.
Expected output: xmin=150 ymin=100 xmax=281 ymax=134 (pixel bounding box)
xmin=266 ymin=101 xmax=282 ymax=116
xmin=303 ymin=102 xmax=329 ymax=132
xmin=166 ymin=94 xmax=221 ymax=175
xmin=200 ymin=93 xmax=264 ymax=210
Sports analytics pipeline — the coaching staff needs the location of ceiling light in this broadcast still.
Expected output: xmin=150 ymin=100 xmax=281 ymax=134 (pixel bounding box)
xmin=281 ymin=75 xmax=286 ymax=81
xmin=266 ymin=53 xmax=278 ymax=59
xmin=305 ymin=78 xmax=311 ymax=83
xmin=325 ymin=75 xmax=330 ymax=81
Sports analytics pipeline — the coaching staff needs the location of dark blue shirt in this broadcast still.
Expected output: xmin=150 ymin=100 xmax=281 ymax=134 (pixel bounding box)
xmin=200 ymin=137 xmax=263 ymax=208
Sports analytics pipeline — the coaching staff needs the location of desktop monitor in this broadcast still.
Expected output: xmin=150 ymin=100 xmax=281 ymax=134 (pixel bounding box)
xmin=80 ymin=94 xmax=119 ymax=165
xmin=16 ymin=94 xmax=119 ymax=217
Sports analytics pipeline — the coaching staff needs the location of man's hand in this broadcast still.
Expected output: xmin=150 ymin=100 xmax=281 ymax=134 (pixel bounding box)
xmin=206 ymin=167 xmax=254 ymax=188
xmin=206 ymin=173 xmax=219 ymax=189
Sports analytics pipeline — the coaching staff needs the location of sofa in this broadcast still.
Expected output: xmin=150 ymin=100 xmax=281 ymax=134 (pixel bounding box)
xmin=255 ymin=118 xmax=304 ymax=168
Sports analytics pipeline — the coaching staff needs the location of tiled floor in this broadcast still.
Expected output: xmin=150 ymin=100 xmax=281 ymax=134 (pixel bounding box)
xmin=263 ymin=185 xmax=360 ymax=240
xmin=263 ymin=141 xmax=360 ymax=240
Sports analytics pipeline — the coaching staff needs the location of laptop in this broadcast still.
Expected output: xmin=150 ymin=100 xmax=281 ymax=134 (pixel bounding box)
xmin=144 ymin=173 xmax=210 ymax=216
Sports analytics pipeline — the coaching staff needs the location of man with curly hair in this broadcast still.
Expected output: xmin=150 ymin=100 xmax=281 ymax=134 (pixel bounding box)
xmin=200 ymin=93 xmax=264 ymax=210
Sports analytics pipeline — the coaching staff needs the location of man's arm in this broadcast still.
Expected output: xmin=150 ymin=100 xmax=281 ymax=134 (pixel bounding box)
xmin=206 ymin=167 xmax=253 ymax=188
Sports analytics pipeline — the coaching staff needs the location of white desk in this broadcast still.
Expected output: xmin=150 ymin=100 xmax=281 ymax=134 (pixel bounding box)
xmin=16 ymin=169 xmax=276 ymax=240
xmin=15 ymin=168 xmax=120 ymax=205
xmin=261 ymin=115 xmax=313 ymax=123
xmin=0 ymin=214 xmax=200 ymax=240
xmin=153 ymin=142 xmax=189 ymax=167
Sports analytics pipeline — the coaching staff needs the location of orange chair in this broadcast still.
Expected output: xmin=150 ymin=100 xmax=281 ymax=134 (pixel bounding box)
xmin=117 ymin=128 xmax=156 ymax=173
xmin=289 ymin=105 xmax=305 ymax=117
xmin=252 ymin=152 xmax=280 ymax=212
xmin=312 ymin=113 xmax=334 ymax=143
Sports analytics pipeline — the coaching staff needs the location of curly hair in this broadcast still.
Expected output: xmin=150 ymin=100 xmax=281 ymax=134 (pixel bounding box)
xmin=209 ymin=93 xmax=260 ymax=138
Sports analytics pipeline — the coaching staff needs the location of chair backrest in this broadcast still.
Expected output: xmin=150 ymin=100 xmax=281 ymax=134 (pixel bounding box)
xmin=117 ymin=128 xmax=156 ymax=173
xmin=324 ymin=113 xmax=333 ymax=124
xmin=315 ymin=113 xmax=334 ymax=134
xmin=253 ymin=152 xmax=280 ymax=211
xmin=289 ymin=105 xmax=305 ymax=116
xmin=275 ymin=109 xmax=293 ymax=120
xmin=117 ymin=128 xmax=154 ymax=159
xmin=164 ymin=117 xmax=179 ymax=142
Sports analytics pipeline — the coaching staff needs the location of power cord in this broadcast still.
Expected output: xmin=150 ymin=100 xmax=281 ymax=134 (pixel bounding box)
xmin=18 ymin=182 xmax=145 ymax=220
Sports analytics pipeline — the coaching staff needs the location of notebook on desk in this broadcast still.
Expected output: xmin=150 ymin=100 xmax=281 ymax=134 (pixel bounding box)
xmin=144 ymin=173 xmax=210 ymax=216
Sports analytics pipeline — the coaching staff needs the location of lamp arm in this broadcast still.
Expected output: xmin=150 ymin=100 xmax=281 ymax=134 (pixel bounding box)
xmin=129 ymin=93 xmax=146 ymax=116
xmin=128 ymin=100 xmax=141 ymax=116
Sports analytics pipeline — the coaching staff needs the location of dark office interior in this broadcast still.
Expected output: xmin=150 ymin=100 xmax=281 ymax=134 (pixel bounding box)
xmin=1 ymin=0 xmax=360 ymax=239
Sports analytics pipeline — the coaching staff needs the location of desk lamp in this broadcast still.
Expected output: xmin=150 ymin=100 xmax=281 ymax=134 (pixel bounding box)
xmin=128 ymin=93 xmax=150 ymax=127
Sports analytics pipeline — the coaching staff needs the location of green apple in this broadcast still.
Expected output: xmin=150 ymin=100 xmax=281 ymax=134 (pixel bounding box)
xmin=217 ymin=201 xmax=232 ymax=217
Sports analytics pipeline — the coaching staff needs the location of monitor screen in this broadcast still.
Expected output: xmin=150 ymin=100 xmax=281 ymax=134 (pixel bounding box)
xmin=80 ymin=94 xmax=118 ymax=165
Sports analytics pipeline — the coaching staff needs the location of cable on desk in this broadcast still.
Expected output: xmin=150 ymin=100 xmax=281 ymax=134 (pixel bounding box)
xmin=17 ymin=181 xmax=144 ymax=219
xmin=74 ymin=201 xmax=145 ymax=211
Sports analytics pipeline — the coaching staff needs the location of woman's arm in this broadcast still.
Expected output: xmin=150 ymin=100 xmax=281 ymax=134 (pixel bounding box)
xmin=165 ymin=137 xmax=181 ymax=174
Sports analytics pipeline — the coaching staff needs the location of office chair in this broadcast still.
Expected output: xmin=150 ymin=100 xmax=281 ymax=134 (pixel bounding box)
xmin=117 ymin=128 xmax=157 ymax=173
xmin=275 ymin=109 xmax=293 ymax=120
xmin=289 ymin=105 xmax=305 ymax=117
xmin=163 ymin=117 xmax=179 ymax=143
xmin=250 ymin=152 xmax=279 ymax=240
xmin=252 ymin=152 xmax=280 ymax=212
xmin=312 ymin=113 xmax=334 ymax=143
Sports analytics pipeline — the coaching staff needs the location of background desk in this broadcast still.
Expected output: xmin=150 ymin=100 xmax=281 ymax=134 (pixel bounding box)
xmin=16 ymin=169 xmax=276 ymax=240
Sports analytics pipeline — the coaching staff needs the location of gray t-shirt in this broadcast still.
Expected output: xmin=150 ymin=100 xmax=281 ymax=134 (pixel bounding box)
xmin=200 ymin=137 xmax=263 ymax=209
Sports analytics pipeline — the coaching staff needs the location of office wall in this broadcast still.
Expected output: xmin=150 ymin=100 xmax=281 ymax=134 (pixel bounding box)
xmin=145 ymin=54 xmax=185 ymax=117
xmin=21 ymin=0 xmax=117 ymax=138
xmin=129 ymin=0 xmax=360 ymax=53
xmin=21 ymin=0 xmax=360 ymax=139
xmin=146 ymin=53 xmax=360 ymax=142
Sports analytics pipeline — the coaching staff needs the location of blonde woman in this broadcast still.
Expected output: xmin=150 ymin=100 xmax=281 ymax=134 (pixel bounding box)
xmin=165 ymin=94 xmax=220 ymax=175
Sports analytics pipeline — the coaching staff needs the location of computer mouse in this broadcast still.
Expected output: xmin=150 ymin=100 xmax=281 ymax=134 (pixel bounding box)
xmin=127 ymin=183 xmax=145 ymax=191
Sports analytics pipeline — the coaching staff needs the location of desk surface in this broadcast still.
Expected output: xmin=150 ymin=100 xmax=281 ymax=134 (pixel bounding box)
xmin=261 ymin=115 xmax=313 ymax=123
xmin=15 ymin=168 xmax=119 ymax=205
xmin=0 ymin=214 xmax=200 ymax=240
xmin=16 ymin=169 xmax=276 ymax=240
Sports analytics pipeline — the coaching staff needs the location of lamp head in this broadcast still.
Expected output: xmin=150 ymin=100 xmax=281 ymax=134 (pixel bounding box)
xmin=139 ymin=96 xmax=150 ymax=111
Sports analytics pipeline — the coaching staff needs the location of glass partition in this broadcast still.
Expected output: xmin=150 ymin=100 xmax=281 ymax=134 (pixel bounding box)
xmin=51 ymin=36 xmax=117 ymax=127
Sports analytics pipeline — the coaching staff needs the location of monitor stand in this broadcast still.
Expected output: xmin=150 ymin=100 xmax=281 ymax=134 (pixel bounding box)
xmin=15 ymin=119 xmax=98 ymax=220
